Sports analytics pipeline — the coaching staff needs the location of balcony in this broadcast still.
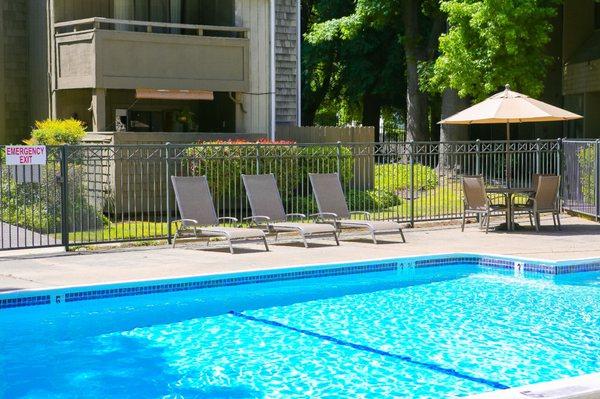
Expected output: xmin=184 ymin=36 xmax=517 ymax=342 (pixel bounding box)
xmin=54 ymin=18 xmax=250 ymax=92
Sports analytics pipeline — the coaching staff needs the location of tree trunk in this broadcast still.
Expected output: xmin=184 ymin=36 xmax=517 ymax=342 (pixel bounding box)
xmin=362 ymin=94 xmax=382 ymax=142
xmin=301 ymin=62 xmax=335 ymax=126
xmin=438 ymin=88 xmax=470 ymax=173
xmin=402 ymin=0 xmax=429 ymax=142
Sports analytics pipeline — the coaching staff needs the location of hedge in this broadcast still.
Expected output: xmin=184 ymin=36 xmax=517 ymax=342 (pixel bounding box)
xmin=185 ymin=140 xmax=354 ymax=202
xmin=375 ymin=163 xmax=438 ymax=192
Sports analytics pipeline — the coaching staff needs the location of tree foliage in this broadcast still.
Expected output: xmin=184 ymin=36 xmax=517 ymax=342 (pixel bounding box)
xmin=301 ymin=0 xmax=406 ymax=134
xmin=429 ymin=0 xmax=559 ymax=100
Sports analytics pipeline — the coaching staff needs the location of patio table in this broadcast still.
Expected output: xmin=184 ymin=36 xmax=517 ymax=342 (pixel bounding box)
xmin=487 ymin=187 xmax=536 ymax=231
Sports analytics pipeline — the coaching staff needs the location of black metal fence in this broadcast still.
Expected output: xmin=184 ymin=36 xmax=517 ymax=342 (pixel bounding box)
xmin=0 ymin=139 xmax=569 ymax=250
xmin=562 ymin=139 xmax=600 ymax=220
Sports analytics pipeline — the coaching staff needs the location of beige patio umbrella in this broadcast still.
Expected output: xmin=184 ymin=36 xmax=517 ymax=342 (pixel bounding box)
xmin=439 ymin=84 xmax=582 ymax=187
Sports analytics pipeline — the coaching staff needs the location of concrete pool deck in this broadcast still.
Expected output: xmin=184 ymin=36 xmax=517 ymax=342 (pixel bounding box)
xmin=0 ymin=214 xmax=598 ymax=292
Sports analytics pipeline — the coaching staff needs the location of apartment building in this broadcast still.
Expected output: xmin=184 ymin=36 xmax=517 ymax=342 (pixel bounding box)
xmin=0 ymin=0 xmax=300 ymax=143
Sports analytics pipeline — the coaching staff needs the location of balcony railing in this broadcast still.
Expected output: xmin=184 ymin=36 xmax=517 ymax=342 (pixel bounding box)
xmin=54 ymin=17 xmax=248 ymax=38
xmin=53 ymin=17 xmax=250 ymax=92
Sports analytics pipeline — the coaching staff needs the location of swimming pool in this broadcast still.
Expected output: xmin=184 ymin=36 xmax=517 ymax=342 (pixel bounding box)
xmin=1 ymin=254 xmax=599 ymax=398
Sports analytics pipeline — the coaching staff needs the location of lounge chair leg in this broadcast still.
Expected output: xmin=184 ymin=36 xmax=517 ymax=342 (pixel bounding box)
xmin=399 ymin=228 xmax=406 ymax=243
xmin=556 ymin=212 xmax=562 ymax=230
xmin=302 ymin=234 xmax=309 ymax=248
xmin=552 ymin=213 xmax=557 ymax=229
xmin=528 ymin=212 xmax=534 ymax=227
xmin=262 ymin=236 xmax=270 ymax=251
xmin=228 ymin=240 xmax=235 ymax=254
xmin=172 ymin=232 xmax=178 ymax=248
xmin=461 ymin=212 xmax=466 ymax=232
xmin=485 ymin=213 xmax=490 ymax=234
xmin=333 ymin=232 xmax=340 ymax=246
xmin=274 ymin=232 xmax=279 ymax=242
xmin=534 ymin=213 xmax=540 ymax=232
xmin=371 ymin=230 xmax=378 ymax=244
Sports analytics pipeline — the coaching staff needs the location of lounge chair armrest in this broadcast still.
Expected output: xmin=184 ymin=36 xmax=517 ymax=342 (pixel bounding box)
xmin=172 ymin=218 xmax=199 ymax=225
xmin=218 ymin=216 xmax=239 ymax=223
xmin=349 ymin=211 xmax=371 ymax=220
xmin=243 ymin=216 xmax=271 ymax=225
xmin=309 ymin=212 xmax=338 ymax=221
xmin=286 ymin=213 xmax=306 ymax=220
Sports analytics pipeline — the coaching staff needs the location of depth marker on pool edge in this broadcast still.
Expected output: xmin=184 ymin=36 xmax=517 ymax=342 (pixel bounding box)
xmin=229 ymin=310 xmax=510 ymax=391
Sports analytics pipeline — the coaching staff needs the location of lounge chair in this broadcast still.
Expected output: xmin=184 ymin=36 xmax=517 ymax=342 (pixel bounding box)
xmin=171 ymin=176 xmax=269 ymax=253
xmin=241 ymin=174 xmax=339 ymax=247
xmin=308 ymin=173 xmax=406 ymax=244
xmin=513 ymin=175 xmax=561 ymax=231
xmin=461 ymin=176 xmax=506 ymax=234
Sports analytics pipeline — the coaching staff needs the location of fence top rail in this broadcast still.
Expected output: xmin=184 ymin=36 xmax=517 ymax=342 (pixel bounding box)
xmin=0 ymin=139 xmax=564 ymax=151
xmin=562 ymin=139 xmax=600 ymax=143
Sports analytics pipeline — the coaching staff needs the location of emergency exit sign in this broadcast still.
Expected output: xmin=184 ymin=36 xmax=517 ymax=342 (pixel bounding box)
xmin=4 ymin=146 xmax=47 ymax=166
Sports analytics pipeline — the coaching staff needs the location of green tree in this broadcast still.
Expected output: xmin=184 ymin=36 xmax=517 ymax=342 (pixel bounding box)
xmin=429 ymin=0 xmax=559 ymax=101
xmin=303 ymin=0 xmax=408 ymax=141
xmin=303 ymin=0 xmax=443 ymax=141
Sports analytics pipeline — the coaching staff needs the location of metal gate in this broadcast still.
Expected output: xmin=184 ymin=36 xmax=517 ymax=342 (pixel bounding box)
xmin=562 ymin=140 xmax=600 ymax=220
xmin=0 ymin=146 xmax=65 ymax=250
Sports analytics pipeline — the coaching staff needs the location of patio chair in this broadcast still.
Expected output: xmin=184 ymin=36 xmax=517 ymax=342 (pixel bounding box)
xmin=461 ymin=176 xmax=506 ymax=234
xmin=170 ymin=176 xmax=269 ymax=254
xmin=513 ymin=175 xmax=561 ymax=231
xmin=241 ymin=174 xmax=339 ymax=247
xmin=308 ymin=173 xmax=405 ymax=244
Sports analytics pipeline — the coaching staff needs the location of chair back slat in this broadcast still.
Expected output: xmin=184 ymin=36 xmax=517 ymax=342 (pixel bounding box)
xmin=534 ymin=175 xmax=560 ymax=210
xmin=309 ymin=173 xmax=351 ymax=218
xmin=462 ymin=176 xmax=488 ymax=210
xmin=171 ymin=176 xmax=219 ymax=226
xmin=242 ymin=174 xmax=287 ymax=222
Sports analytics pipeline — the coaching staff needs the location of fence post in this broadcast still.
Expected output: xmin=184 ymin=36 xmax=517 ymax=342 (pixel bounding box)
xmin=336 ymin=141 xmax=342 ymax=173
xmin=596 ymin=139 xmax=600 ymax=221
xmin=165 ymin=142 xmax=172 ymax=245
xmin=409 ymin=142 xmax=415 ymax=227
xmin=557 ymin=138 xmax=563 ymax=211
xmin=60 ymin=145 xmax=70 ymax=251
xmin=255 ymin=143 xmax=261 ymax=174
xmin=535 ymin=138 xmax=542 ymax=175
xmin=475 ymin=139 xmax=481 ymax=176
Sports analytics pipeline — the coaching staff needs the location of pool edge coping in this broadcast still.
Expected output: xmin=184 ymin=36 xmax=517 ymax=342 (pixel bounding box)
xmin=466 ymin=372 xmax=600 ymax=399
xmin=1 ymin=251 xmax=599 ymax=298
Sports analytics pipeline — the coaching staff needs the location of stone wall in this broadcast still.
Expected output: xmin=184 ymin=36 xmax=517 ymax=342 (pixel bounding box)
xmin=0 ymin=0 xmax=30 ymax=144
xmin=274 ymin=0 xmax=298 ymax=126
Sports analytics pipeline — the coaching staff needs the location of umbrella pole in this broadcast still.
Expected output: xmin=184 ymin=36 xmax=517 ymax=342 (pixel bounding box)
xmin=506 ymin=122 xmax=511 ymax=189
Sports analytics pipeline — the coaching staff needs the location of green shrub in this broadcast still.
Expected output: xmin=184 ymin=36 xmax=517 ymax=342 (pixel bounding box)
xmin=578 ymin=145 xmax=596 ymax=204
xmin=185 ymin=140 xmax=354 ymax=205
xmin=347 ymin=189 xmax=402 ymax=211
xmin=286 ymin=189 xmax=401 ymax=216
xmin=375 ymin=163 xmax=438 ymax=192
xmin=0 ymin=164 xmax=108 ymax=234
xmin=25 ymin=119 xmax=86 ymax=145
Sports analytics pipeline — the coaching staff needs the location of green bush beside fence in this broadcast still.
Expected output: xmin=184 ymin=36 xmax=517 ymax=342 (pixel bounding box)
xmin=578 ymin=145 xmax=597 ymax=204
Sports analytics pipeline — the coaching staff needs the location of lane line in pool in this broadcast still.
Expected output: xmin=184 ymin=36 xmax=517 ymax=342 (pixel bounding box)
xmin=229 ymin=310 xmax=510 ymax=391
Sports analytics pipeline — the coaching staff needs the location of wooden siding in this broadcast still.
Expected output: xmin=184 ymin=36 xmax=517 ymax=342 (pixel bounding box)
xmin=55 ymin=29 xmax=250 ymax=92
xmin=235 ymin=0 xmax=270 ymax=135
xmin=563 ymin=60 xmax=600 ymax=95
xmin=276 ymin=125 xmax=375 ymax=143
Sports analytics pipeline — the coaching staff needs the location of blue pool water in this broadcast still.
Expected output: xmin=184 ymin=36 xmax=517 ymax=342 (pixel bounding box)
xmin=1 ymin=264 xmax=599 ymax=398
